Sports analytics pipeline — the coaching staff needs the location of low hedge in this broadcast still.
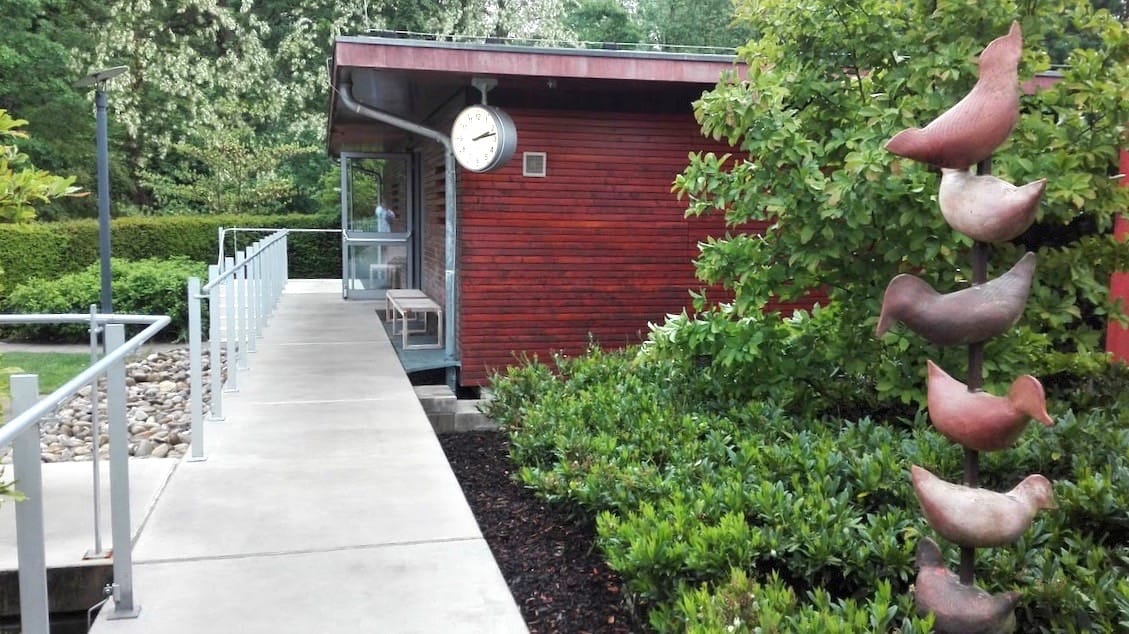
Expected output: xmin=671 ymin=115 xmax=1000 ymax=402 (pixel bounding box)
xmin=0 ymin=213 xmax=340 ymax=296
xmin=1 ymin=257 xmax=207 ymax=342
xmin=485 ymin=347 xmax=1129 ymax=632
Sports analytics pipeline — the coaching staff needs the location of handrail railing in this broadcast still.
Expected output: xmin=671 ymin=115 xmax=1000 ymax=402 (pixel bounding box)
xmin=186 ymin=230 xmax=289 ymax=461
xmin=1 ymin=313 xmax=170 ymax=633
xmin=217 ymin=226 xmax=339 ymax=268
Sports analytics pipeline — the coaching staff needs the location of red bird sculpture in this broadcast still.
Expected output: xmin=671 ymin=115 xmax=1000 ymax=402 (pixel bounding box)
xmin=938 ymin=169 xmax=1046 ymax=243
xmin=876 ymin=252 xmax=1037 ymax=346
xmin=886 ymin=22 xmax=1023 ymax=169
xmin=926 ymin=360 xmax=1053 ymax=452
xmin=911 ymin=465 xmax=1056 ymax=548
xmin=915 ymin=537 xmax=1021 ymax=634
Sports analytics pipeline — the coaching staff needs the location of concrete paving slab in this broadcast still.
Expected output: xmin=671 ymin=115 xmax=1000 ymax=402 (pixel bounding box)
xmin=0 ymin=459 xmax=175 ymax=569
xmin=84 ymin=282 xmax=525 ymax=632
xmin=130 ymin=439 xmax=481 ymax=562
xmin=93 ymin=540 xmax=526 ymax=634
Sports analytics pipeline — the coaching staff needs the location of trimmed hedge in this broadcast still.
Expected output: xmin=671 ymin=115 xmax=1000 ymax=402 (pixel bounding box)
xmin=0 ymin=213 xmax=340 ymax=296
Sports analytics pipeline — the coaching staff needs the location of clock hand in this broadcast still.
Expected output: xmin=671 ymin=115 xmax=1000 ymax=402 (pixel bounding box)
xmin=471 ymin=130 xmax=497 ymax=141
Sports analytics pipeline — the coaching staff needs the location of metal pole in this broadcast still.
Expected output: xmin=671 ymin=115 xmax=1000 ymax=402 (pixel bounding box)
xmin=260 ymin=242 xmax=271 ymax=323
xmin=224 ymin=256 xmax=238 ymax=391
xmin=207 ymin=265 xmax=224 ymax=421
xmin=444 ymin=149 xmax=458 ymax=389
xmin=105 ymin=324 xmax=140 ymax=619
xmin=95 ymin=88 xmax=113 ymax=313
xmin=247 ymin=244 xmax=259 ymax=352
xmin=11 ymin=374 xmax=50 ymax=634
xmin=236 ymin=251 xmax=249 ymax=370
xmin=959 ymin=157 xmax=993 ymax=586
xmin=188 ymin=277 xmax=205 ymax=461
xmin=87 ymin=304 xmax=106 ymax=558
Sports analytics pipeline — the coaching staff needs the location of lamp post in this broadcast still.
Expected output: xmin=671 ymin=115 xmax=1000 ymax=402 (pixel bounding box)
xmin=75 ymin=66 xmax=127 ymax=313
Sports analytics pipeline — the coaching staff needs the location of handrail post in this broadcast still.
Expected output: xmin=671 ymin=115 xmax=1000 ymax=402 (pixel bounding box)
xmin=206 ymin=265 xmax=224 ymax=421
xmin=224 ymin=256 xmax=238 ymax=391
xmin=105 ymin=323 xmax=141 ymax=619
xmin=87 ymin=304 xmax=107 ymax=558
xmin=246 ymin=244 xmax=259 ymax=353
xmin=282 ymin=235 xmax=289 ymax=295
xmin=235 ymin=251 xmax=249 ymax=370
xmin=261 ymin=239 xmax=270 ymax=320
xmin=270 ymin=237 xmax=279 ymax=306
xmin=11 ymin=374 xmax=49 ymax=634
xmin=258 ymin=239 xmax=268 ymax=322
xmin=188 ymin=277 xmax=205 ymax=462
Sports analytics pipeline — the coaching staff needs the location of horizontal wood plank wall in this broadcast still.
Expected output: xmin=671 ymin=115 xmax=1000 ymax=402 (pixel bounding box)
xmin=457 ymin=109 xmax=788 ymax=386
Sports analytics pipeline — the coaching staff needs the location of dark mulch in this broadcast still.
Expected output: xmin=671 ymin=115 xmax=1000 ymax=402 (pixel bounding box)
xmin=438 ymin=431 xmax=638 ymax=634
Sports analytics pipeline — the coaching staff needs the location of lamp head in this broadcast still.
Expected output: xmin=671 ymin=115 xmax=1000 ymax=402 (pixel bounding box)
xmin=75 ymin=66 xmax=128 ymax=89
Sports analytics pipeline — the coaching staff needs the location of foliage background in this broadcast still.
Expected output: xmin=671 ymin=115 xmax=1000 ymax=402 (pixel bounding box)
xmin=665 ymin=0 xmax=1129 ymax=412
xmin=0 ymin=0 xmax=755 ymax=221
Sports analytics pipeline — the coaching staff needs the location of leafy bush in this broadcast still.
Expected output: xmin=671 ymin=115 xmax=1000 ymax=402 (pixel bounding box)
xmin=0 ymin=213 xmax=340 ymax=296
xmin=672 ymin=0 xmax=1129 ymax=408
xmin=489 ymin=349 xmax=1129 ymax=632
xmin=1 ymin=257 xmax=207 ymax=342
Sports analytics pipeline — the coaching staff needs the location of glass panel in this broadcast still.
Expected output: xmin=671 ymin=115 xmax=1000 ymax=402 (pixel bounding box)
xmin=340 ymin=152 xmax=414 ymax=300
xmin=346 ymin=242 xmax=409 ymax=294
xmin=347 ymin=156 xmax=411 ymax=236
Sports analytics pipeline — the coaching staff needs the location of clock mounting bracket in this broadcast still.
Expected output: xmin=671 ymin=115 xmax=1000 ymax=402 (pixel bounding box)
xmin=470 ymin=77 xmax=498 ymax=105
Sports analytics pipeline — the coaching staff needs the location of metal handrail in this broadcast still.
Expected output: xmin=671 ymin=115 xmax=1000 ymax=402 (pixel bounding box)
xmin=1 ymin=313 xmax=169 ymax=633
xmin=0 ymin=315 xmax=169 ymax=447
xmin=217 ymin=226 xmax=339 ymax=269
xmin=186 ymin=230 xmax=290 ymax=461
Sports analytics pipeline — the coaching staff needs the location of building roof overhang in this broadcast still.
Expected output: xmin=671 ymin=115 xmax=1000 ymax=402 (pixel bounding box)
xmin=327 ymin=36 xmax=741 ymax=155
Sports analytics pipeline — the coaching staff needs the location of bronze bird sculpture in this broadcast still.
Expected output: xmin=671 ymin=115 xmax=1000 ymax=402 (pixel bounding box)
xmin=886 ymin=22 xmax=1023 ymax=169
xmin=876 ymin=252 xmax=1037 ymax=346
xmin=911 ymin=465 xmax=1056 ymax=548
xmin=938 ymin=169 xmax=1046 ymax=242
xmin=926 ymin=360 xmax=1053 ymax=452
xmin=915 ymin=537 xmax=1021 ymax=634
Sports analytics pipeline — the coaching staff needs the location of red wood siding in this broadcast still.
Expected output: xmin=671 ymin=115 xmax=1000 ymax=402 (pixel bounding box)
xmin=457 ymin=110 xmax=747 ymax=385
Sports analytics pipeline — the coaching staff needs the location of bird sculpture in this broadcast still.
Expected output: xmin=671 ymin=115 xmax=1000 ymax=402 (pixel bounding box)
xmin=886 ymin=22 xmax=1023 ymax=169
xmin=938 ymin=169 xmax=1046 ymax=242
xmin=911 ymin=465 xmax=1056 ymax=548
xmin=926 ymin=360 xmax=1053 ymax=452
xmin=876 ymin=252 xmax=1037 ymax=346
xmin=914 ymin=537 xmax=1021 ymax=634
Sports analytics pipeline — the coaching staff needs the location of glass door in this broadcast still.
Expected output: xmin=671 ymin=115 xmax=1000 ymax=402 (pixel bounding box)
xmin=340 ymin=152 xmax=414 ymax=299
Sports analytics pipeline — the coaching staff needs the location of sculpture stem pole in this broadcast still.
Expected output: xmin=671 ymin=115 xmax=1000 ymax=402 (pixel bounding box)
xmin=959 ymin=157 xmax=993 ymax=586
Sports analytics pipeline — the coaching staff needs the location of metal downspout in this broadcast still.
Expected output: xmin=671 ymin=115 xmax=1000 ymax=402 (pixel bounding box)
xmin=337 ymin=83 xmax=459 ymax=373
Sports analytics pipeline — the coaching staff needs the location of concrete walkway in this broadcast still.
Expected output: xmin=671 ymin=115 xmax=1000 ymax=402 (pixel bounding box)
xmin=90 ymin=280 xmax=527 ymax=633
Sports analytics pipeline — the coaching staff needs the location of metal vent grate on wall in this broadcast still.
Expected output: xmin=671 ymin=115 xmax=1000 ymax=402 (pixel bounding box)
xmin=522 ymin=152 xmax=547 ymax=177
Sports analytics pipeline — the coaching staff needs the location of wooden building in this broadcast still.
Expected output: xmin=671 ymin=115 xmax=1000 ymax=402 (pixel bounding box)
xmin=326 ymin=36 xmax=757 ymax=386
xmin=325 ymin=37 xmax=1128 ymax=385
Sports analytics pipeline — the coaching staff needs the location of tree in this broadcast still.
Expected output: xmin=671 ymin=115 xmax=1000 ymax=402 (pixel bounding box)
xmin=0 ymin=0 xmax=103 ymax=219
xmin=660 ymin=0 xmax=1129 ymax=413
xmin=0 ymin=109 xmax=83 ymax=223
xmin=140 ymin=119 xmax=313 ymax=216
xmin=636 ymin=0 xmax=753 ymax=49
xmin=565 ymin=0 xmax=644 ymax=44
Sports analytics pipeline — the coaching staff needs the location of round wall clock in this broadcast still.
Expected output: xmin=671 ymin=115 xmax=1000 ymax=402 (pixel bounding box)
xmin=451 ymin=104 xmax=517 ymax=173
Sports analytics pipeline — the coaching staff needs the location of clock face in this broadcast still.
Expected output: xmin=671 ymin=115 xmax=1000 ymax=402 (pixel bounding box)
xmin=451 ymin=105 xmax=517 ymax=173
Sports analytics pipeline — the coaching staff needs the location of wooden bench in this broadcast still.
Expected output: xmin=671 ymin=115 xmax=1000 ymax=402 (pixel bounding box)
xmin=385 ymin=289 xmax=442 ymax=350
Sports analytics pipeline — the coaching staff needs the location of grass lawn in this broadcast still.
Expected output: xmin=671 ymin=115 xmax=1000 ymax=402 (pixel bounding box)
xmin=1 ymin=352 xmax=92 ymax=413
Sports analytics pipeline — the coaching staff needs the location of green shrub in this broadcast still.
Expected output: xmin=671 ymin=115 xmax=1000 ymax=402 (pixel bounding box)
xmin=489 ymin=349 xmax=1129 ymax=633
xmin=1 ymin=257 xmax=207 ymax=342
xmin=674 ymin=0 xmax=1129 ymax=408
xmin=0 ymin=213 xmax=340 ymax=296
